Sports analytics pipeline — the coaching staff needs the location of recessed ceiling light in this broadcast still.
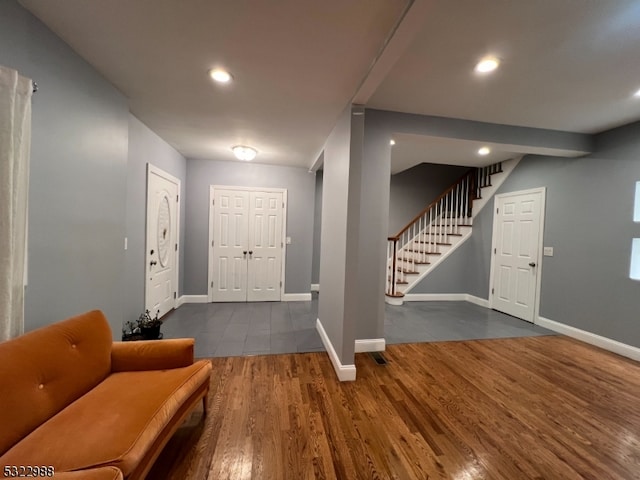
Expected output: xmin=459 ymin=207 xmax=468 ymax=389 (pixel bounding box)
xmin=390 ymin=139 xmax=396 ymax=146
xmin=232 ymin=145 xmax=257 ymax=161
xmin=478 ymin=147 xmax=490 ymax=156
xmin=634 ymin=88 xmax=640 ymax=98
xmin=475 ymin=56 xmax=500 ymax=74
xmin=209 ymin=68 xmax=233 ymax=83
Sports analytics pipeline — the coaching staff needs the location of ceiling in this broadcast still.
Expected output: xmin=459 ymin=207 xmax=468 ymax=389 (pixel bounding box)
xmin=19 ymin=0 xmax=640 ymax=174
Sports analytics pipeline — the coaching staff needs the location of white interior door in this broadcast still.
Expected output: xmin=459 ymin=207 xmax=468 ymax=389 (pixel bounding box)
xmin=211 ymin=189 xmax=250 ymax=302
xmin=210 ymin=186 xmax=285 ymax=302
xmin=247 ymin=191 xmax=283 ymax=301
xmin=490 ymin=188 xmax=545 ymax=322
xmin=145 ymin=165 xmax=180 ymax=318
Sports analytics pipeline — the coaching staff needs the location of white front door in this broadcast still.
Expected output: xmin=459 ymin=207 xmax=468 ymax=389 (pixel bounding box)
xmin=490 ymin=188 xmax=545 ymax=323
xmin=210 ymin=186 xmax=285 ymax=302
xmin=145 ymin=164 xmax=180 ymax=318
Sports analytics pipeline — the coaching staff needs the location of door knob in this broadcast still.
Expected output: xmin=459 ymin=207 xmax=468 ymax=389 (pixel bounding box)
xmin=150 ymin=260 xmax=157 ymax=266
xmin=529 ymin=262 xmax=536 ymax=267
xmin=243 ymin=251 xmax=247 ymax=257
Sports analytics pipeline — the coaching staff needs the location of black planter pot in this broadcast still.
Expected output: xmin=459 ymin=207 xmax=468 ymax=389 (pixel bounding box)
xmin=140 ymin=325 xmax=161 ymax=340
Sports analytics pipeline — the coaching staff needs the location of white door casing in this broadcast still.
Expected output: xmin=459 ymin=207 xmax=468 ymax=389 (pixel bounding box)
xmin=489 ymin=187 xmax=545 ymax=323
xmin=209 ymin=186 xmax=286 ymax=302
xmin=145 ymin=164 xmax=180 ymax=318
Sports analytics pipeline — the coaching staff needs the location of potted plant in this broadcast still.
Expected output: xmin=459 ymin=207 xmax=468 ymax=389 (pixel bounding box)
xmin=138 ymin=309 xmax=162 ymax=340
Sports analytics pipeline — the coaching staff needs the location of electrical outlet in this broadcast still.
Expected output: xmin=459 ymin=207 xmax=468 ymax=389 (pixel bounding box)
xmin=286 ymin=236 xmax=292 ymax=245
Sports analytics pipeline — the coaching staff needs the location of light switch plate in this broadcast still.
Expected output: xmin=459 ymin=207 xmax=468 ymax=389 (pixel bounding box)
xmin=543 ymin=246 xmax=553 ymax=256
xmin=286 ymin=236 xmax=291 ymax=245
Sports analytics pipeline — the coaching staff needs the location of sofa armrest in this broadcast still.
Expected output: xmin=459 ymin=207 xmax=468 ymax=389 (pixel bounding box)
xmin=111 ymin=338 xmax=195 ymax=372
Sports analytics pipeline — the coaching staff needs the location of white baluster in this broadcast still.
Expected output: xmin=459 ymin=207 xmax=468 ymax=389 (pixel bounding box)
xmin=438 ymin=199 xmax=443 ymax=243
xmin=445 ymin=192 xmax=450 ymax=242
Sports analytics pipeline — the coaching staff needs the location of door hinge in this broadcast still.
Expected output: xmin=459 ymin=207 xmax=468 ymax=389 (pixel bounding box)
xmin=174 ymin=292 xmax=177 ymax=299
xmin=176 ymin=195 xmax=179 ymax=202
xmin=281 ymin=242 xmax=283 ymax=248
xmin=212 ymin=199 xmax=215 ymax=206
xmin=496 ymin=207 xmax=499 ymax=214
xmin=491 ymin=288 xmax=494 ymax=294
xmin=212 ymin=240 xmax=214 ymax=247
xmin=280 ymin=281 xmax=282 ymax=287
xmin=211 ymin=281 xmax=213 ymax=288
xmin=175 ymin=243 xmax=178 ymax=251
xmin=494 ymin=248 xmax=496 ymax=254
xmin=282 ymin=202 xmax=285 ymax=208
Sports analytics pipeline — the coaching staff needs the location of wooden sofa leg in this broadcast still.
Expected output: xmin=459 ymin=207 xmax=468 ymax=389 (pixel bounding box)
xmin=202 ymin=395 xmax=208 ymax=417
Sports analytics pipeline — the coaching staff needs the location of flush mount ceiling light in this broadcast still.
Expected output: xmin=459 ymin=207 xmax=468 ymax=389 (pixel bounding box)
xmin=390 ymin=139 xmax=396 ymax=146
xmin=209 ymin=68 xmax=233 ymax=83
xmin=634 ymin=88 xmax=640 ymax=98
xmin=478 ymin=146 xmax=491 ymax=156
xmin=232 ymin=145 xmax=257 ymax=161
xmin=475 ymin=56 xmax=500 ymax=74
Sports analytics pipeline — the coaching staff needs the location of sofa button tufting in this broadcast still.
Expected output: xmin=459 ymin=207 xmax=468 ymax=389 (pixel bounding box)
xmin=71 ymin=344 xmax=77 ymax=349
xmin=38 ymin=384 xmax=44 ymax=390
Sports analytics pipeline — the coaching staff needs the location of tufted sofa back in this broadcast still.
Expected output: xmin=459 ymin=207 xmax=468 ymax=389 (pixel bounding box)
xmin=0 ymin=310 xmax=113 ymax=455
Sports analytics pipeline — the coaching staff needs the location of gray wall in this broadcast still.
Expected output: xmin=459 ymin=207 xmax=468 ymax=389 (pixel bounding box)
xmin=1 ymin=0 xmax=128 ymax=337
xmin=311 ymin=171 xmax=323 ymax=285
xmin=318 ymin=105 xmax=354 ymax=363
xmin=389 ymin=163 xmax=469 ymax=235
xmin=184 ymin=158 xmax=315 ymax=295
xmin=125 ymin=115 xmax=187 ymax=323
xmin=415 ymin=120 xmax=640 ymax=348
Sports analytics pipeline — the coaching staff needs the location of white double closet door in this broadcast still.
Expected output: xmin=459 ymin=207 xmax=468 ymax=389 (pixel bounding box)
xmin=210 ymin=187 xmax=285 ymax=302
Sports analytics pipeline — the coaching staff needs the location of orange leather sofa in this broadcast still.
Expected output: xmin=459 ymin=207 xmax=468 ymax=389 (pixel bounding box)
xmin=0 ymin=310 xmax=212 ymax=479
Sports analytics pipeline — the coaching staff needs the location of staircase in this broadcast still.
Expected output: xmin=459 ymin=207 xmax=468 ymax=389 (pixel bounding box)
xmin=385 ymin=157 xmax=521 ymax=305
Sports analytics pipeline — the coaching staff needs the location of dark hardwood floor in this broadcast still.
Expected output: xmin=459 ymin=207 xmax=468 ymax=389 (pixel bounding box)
xmin=148 ymin=336 xmax=640 ymax=479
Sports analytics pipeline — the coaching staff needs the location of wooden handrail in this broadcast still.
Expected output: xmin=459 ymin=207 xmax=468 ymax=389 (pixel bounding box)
xmin=389 ymin=168 xmax=475 ymax=241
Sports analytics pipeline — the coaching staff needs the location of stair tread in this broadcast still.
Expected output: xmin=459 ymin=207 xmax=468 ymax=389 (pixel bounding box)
xmin=396 ymin=268 xmax=419 ymax=274
xmin=405 ymin=250 xmax=441 ymax=255
xmin=397 ymin=258 xmax=430 ymax=265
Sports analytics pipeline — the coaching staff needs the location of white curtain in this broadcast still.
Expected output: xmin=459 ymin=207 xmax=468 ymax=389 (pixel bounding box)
xmin=0 ymin=66 xmax=32 ymax=341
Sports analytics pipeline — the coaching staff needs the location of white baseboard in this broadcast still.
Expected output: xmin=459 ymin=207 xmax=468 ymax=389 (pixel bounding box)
xmin=354 ymin=338 xmax=386 ymax=353
xmin=316 ymin=318 xmax=356 ymax=381
xmin=537 ymin=316 xmax=640 ymax=362
xmin=466 ymin=295 xmax=490 ymax=308
xmin=311 ymin=284 xmax=320 ymax=292
xmin=404 ymin=293 xmax=466 ymax=302
xmin=178 ymin=295 xmax=208 ymax=305
xmin=282 ymin=293 xmax=312 ymax=301
xmin=402 ymin=293 xmax=489 ymax=307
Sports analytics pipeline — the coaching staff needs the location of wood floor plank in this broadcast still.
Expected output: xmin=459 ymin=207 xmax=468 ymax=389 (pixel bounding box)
xmin=148 ymin=336 xmax=640 ymax=479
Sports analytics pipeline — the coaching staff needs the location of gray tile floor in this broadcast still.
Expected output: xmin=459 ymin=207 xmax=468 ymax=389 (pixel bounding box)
xmin=385 ymin=300 xmax=553 ymax=344
xmin=161 ymin=299 xmax=322 ymax=358
xmin=161 ymin=294 xmax=554 ymax=358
